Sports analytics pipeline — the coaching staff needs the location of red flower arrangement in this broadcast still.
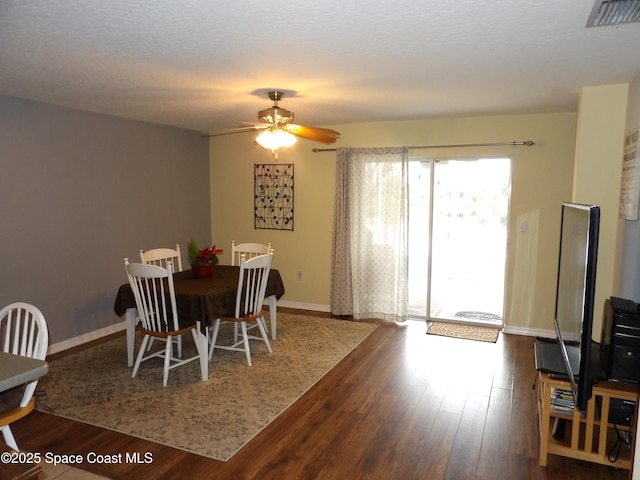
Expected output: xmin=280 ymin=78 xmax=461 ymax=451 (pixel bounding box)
xmin=195 ymin=246 xmax=223 ymax=265
xmin=188 ymin=239 xmax=223 ymax=266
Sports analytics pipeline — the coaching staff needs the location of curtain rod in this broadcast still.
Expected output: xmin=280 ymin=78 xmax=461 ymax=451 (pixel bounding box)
xmin=312 ymin=140 xmax=535 ymax=152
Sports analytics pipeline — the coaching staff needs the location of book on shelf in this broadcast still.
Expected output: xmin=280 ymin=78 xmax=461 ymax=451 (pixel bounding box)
xmin=550 ymin=387 xmax=574 ymax=414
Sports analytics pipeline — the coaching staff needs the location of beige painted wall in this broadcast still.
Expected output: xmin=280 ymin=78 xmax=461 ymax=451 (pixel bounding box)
xmin=210 ymin=112 xmax=578 ymax=332
xmin=573 ymin=84 xmax=629 ymax=339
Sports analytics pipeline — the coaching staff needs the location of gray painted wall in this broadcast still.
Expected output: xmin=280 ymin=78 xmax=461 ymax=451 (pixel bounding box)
xmin=0 ymin=95 xmax=210 ymax=346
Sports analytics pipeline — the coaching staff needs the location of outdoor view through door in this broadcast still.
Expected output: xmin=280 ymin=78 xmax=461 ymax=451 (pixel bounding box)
xmin=408 ymin=157 xmax=510 ymax=326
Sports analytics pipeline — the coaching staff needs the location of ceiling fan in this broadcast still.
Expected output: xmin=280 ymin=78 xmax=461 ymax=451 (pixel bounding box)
xmin=203 ymin=91 xmax=340 ymax=158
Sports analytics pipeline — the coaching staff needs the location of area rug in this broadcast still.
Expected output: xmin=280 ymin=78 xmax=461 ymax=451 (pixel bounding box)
xmin=427 ymin=321 xmax=500 ymax=343
xmin=35 ymin=313 xmax=377 ymax=462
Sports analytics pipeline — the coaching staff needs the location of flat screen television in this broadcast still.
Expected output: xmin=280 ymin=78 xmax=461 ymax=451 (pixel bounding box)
xmin=554 ymin=202 xmax=601 ymax=411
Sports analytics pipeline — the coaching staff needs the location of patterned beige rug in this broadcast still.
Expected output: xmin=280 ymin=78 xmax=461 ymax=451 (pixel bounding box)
xmin=427 ymin=321 xmax=500 ymax=343
xmin=36 ymin=313 xmax=377 ymax=461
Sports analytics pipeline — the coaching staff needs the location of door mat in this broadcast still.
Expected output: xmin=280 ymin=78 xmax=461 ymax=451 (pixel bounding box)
xmin=427 ymin=321 xmax=500 ymax=343
xmin=454 ymin=311 xmax=502 ymax=322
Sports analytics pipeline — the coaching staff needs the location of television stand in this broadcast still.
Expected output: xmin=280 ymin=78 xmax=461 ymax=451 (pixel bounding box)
xmin=537 ymin=371 xmax=638 ymax=469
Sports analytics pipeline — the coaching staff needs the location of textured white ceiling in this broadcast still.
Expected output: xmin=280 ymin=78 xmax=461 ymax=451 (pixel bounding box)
xmin=1 ymin=0 xmax=639 ymax=133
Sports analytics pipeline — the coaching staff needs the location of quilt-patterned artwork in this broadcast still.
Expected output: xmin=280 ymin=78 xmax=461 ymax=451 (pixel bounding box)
xmin=254 ymin=163 xmax=294 ymax=230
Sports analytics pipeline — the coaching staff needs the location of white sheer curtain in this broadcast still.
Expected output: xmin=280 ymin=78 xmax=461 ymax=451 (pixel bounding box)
xmin=331 ymin=147 xmax=409 ymax=322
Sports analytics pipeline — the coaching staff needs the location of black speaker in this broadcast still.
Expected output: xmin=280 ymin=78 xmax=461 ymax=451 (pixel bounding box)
xmin=601 ymin=297 xmax=640 ymax=384
xmin=596 ymin=397 xmax=635 ymax=426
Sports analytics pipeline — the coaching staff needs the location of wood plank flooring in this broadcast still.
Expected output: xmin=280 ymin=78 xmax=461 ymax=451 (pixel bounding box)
xmin=11 ymin=309 xmax=632 ymax=479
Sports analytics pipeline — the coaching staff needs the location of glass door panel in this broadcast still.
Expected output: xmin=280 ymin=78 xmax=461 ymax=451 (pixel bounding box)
xmin=408 ymin=157 xmax=510 ymax=326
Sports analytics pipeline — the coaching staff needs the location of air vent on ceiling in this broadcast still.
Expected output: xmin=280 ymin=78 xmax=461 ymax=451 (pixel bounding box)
xmin=587 ymin=0 xmax=640 ymax=27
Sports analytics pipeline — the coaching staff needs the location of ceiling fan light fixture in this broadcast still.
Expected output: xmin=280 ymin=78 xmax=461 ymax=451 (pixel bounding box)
xmin=204 ymin=90 xmax=340 ymax=151
xmin=258 ymin=106 xmax=293 ymax=124
xmin=255 ymin=128 xmax=297 ymax=151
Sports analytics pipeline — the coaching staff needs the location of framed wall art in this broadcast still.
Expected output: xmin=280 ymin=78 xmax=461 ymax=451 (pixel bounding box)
xmin=619 ymin=129 xmax=639 ymax=220
xmin=254 ymin=163 xmax=294 ymax=230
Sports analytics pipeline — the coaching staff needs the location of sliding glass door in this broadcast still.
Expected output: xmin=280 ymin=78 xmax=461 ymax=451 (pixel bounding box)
xmin=408 ymin=157 xmax=510 ymax=326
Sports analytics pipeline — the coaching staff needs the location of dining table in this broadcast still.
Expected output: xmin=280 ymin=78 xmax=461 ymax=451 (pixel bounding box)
xmin=113 ymin=264 xmax=286 ymax=368
xmin=0 ymin=351 xmax=48 ymax=393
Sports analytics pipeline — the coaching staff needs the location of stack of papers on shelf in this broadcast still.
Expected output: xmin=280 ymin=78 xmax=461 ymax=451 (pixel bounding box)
xmin=550 ymin=387 xmax=575 ymax=414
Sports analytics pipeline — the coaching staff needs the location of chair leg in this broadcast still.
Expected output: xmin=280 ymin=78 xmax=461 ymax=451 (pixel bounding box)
xmin=176 ymin=336 xmax=183 ymax=358
xmin=208 ymin=319 xmax=221 ymax=360
xmin=1 ymin=425 xmax=19 ymax=451
xmin=233 ymin=323 xmax=239 ymax=344
xmin=132 ymin=334 xmax=150 ymax=378
xmin=163 ymin=335 xmax=172 ymax=387
xmin=241 ymin=321 xmax=252 ymax=366
xmin=256 ymin=317 xmax=272 ymax=353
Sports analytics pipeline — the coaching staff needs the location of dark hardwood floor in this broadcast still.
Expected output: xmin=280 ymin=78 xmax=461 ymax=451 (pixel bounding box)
xmin=12 ymin=309 xmax=633 ymax=479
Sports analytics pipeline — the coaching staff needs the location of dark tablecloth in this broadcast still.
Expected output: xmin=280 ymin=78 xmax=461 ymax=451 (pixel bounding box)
xmin=114 ymin=265 xmax=285 ymax=328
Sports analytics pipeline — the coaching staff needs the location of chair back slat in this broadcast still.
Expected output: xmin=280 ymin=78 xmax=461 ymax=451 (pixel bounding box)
xmin=231 ymin=241 xmax=273 ymax=266
xmin=235 ymin=253 xmax=273 ymax=318
xmin=139 ymin=244 xmax=183 ymax=272
xmin=0 ymin=303 xmax=47 ymax=360
xmin=125 ymin=260 xmax=179 ymax=333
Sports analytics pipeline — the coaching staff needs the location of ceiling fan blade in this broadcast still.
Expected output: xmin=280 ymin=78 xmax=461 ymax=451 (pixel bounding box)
xmin=201 ymin=125 xmax=269 ymax=137
xmin=284 ymin=124 xmax=341 ymax=144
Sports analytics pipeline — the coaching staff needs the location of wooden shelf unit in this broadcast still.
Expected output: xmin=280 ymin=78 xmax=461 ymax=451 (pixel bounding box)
xmin=537 ymin=371 xmax=638 ymax=470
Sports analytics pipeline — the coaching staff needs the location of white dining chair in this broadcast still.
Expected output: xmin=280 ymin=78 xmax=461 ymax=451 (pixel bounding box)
xmin=209 ymin=253 xmax=273 ymax=366
xmin=139 ymin=244 xmax=184 ymax=355
xmin=230 ymin=241 xmax=275 ymax=341
xmin=231 ymin=241 xmax=273 ymax=266
xmin=140 ymin=244 xmax=183 ymax=272
xmin=124 ymin=259 xmax=207 ymax=386
xmin=0 ymin=302 xmax=49 ymax=451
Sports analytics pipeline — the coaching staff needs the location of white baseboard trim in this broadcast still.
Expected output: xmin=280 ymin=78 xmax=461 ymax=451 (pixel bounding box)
xmin=49 ymin=321 xmax=127 ymax=355
xmin=272 ymin=300 xmax=331 ymax=313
